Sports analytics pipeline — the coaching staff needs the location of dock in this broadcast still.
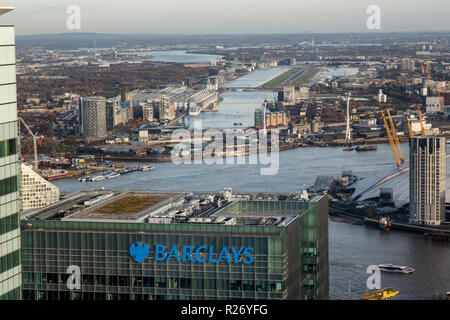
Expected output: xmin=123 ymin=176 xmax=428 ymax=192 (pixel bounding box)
xmin=364 ymin=217 xmax=450 ymax=241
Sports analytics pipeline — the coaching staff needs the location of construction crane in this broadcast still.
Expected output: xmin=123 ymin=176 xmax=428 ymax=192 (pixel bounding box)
xmin=18 ymin=117 xmax=39 ymax=170
xmin=406 ymin=116 xmax=413 ymax=138
xmin=386 ymin=110 xmax=405 ymax=163
xmin=416 ymin=107 xmax=426 ymax=136
xmin=382 ymin=112 xmax=402 ymax=170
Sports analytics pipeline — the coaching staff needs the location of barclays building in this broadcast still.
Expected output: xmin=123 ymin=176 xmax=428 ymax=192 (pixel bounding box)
xmin=20 ymin=189 xmax=329 ymax=300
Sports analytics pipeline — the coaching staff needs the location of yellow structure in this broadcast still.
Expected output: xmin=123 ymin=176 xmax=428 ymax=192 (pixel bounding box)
xmin=406 ymin=116 xmax=413 ymax=137
xmin=386 ymin=110 xmax=405 ymax=163
xmin=382 ymin=112 xmax=402 ymax=170
xmin=417 ymin=107 xmax=426 ymax=136
xmin=360 ymin=288 xmax=399 ymax=300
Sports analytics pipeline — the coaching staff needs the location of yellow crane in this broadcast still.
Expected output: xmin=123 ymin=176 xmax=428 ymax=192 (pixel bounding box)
xmin=417 ymin=107 xmax=426 ymax=136
xmin=406 ymin=116 xmax=413 ymax=138
xmin=382 ymin=112 xmax=402 ymax=170
xmin=386 ymin=110 xmax=405 ymax=163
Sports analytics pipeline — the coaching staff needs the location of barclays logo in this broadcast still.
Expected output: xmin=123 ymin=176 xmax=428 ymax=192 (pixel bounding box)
xmin=129 ymin=242 xmax=255 ymax=265
xmin=129 ymin=241 xmax=149 ymax=263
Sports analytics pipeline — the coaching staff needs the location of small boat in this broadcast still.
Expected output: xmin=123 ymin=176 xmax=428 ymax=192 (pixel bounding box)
xmin=377 ymin=264 xmax=415 ymax=274
xmin=92 ymin=175 xmax=106 ymax=182
xmin=355 ymin=145 xmax=377 ymax=152
xmin=379 ymin=217 xmax=392 ymax=231
xmin=105 ymin=173 xmax=120 ymax=179
xmin=343 ymin=147 xmax=353 ymax=151
xmin=233 ymin=122 xmax=243 ymax=126
xmin=141 ymin=165 xmax=155 ymax=171
xmin=360 ymin=288 xmax=399 ymax=300
xmin=78 ymin=176 xmax=92 ymax=182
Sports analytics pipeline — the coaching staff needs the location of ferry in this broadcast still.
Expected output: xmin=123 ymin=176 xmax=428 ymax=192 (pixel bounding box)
xmin=379 ymin=217 xmax=392 ymax=231
xmin=377 ymin=264 xmax=415 ymax=274
xmin=141 ymin=165 xmax=155 ymax=171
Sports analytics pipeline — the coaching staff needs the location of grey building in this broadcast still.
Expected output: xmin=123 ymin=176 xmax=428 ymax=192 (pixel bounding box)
xmin=20 ymin=190 xmax=329 ymax=300
xmin=409 ymin=136 xmax=446 ymax=225
xmin=79 ymin=96 xmax=107 ymax=139
xmin=106 ymin=100 xmax=121 ymax=131
xmin=142 ymin=102 xmax=156 ymax=122
xmin=0 ymin=7 xmax=22 ymax=300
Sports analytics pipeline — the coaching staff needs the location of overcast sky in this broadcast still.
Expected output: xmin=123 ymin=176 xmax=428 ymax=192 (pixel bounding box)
xmin=1 ymin=0 xmax=449 ymax=35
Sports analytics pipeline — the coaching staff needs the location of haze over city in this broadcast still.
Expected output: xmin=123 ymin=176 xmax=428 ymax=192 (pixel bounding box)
xmin=1 ymin=0 xmax=450 ymax=35
xmin=1 ymin=0 xmax=450 ymax=307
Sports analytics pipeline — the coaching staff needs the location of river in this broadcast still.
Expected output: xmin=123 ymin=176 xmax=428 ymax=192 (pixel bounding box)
xmin=54 ymin=51 xmax=450 ymax=299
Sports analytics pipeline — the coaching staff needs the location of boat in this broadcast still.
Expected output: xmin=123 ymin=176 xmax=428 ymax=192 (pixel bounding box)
xmin=343 ymin=147 xmax=353 ymax=151
xmin=360 ymin=288 xmax=399 ymax=300
xmin=91 ymin=175 xmax=106 ymax=182
xmin=141 ymin=165 xmax=155 ymax=171
xmin=233 ymin=122 xmax=243 ymax=126
xmin=377 ymin=264 xmax=415 ymax=274
xmin=41 ymin=169 xmax=71 ymax=181
xmin=379 ymin=217 xmax=392 ymax=231
xmin=355 ymin=145 xmax=377 ymax=152
xmin=78 ymin=176 xmax=92 ymax=182
xmin=106 ymin=173 xmax=120 ymax=179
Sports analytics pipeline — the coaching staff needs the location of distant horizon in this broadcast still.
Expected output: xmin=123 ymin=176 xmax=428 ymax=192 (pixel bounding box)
xmin=15 ymin=30 xmax=450 ymax=38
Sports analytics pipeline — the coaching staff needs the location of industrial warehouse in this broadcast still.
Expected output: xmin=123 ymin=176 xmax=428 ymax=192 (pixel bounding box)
xmin=20 ymin=189 xmax=329 ymax=300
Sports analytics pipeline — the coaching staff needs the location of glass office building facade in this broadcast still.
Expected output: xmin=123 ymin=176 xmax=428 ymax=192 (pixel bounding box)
xmin=20 ymin=191 xmax=328 ymax=300
xmin=0 ymin=8 xmax=22 ymax=300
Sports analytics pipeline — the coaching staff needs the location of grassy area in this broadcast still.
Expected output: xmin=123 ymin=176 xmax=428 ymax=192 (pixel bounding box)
xmin=292 ymin=67 xmax=323 ymax=86
xmin=261 ymin=68 xmax=301 ymax=87
xmin=95 ymin=195 xmax=171 ymax=214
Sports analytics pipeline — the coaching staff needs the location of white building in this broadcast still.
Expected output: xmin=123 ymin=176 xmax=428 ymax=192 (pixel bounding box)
xmin=377 ymin=89 xmax=387 ymax=103
xmin=20 ymin=164 xmax=60 ymax=210
xmin=409 ymin=136 xmax=446 ymax=226
xmin=0 ymin=7 xmax=22 ymax=300
xmin=425 ymin=96 xmax=444 ymax=113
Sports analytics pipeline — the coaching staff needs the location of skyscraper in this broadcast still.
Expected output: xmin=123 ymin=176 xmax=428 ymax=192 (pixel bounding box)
xmin=409 ymin=136 xmax=446 ymax=225
xmin=0 ymin=7 xmax=22 ymax=300
xmin=79 ymin=96 xmax=107 ymax=139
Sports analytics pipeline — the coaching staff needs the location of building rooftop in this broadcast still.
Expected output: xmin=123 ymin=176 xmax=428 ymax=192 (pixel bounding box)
xmin=21 ymin=189 xmax=323 ymax=227
xmin=0 ymin=7 xmax=14 ymax=17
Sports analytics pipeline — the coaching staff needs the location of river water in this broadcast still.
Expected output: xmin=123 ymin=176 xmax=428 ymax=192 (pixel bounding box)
xmin=127 ymin=50 xmax=223 ymax=63
xmin=55 ymin=52 xmax=450 ymax=299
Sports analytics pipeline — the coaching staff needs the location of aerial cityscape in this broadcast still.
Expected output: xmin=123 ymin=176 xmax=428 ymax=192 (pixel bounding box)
xmin=1 ymin=1 xmax=450 ymax=307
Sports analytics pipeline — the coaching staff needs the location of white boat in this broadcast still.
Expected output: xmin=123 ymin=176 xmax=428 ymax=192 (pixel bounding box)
xmin=377 ymin=264 xmax=415 ymax=274
xmin=106 ymin=173 xmax=120 ymax=179
xmin=141 ymin=165 xmax=155 ymax=171
xmin=92 ymin=175 xmax=106 ymax=182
